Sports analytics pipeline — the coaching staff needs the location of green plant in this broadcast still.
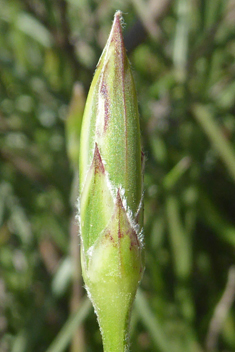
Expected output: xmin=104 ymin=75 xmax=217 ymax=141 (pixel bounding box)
xmin=78 ymin=11 xmax=144 ymax=352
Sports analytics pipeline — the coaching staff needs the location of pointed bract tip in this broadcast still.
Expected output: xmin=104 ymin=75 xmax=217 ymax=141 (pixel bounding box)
xmin=93 ymin=143 xmax=105 ymax=174
xmin=114 ymin=10 xmax=123 ymax=23
xmin=109 ymin=11 xmax=125 ymax=48
xmin=116 ymin=188 xmax=124 ymax=209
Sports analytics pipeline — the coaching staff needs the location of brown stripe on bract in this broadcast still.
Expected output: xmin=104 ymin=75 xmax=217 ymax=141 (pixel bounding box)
xmin=100 ymin=77 xmax=110 ymax=133
xmin=110 ymin=12 xmax=129 ymax=186
xmin=100 ymin=12 xmax=125 ymax=134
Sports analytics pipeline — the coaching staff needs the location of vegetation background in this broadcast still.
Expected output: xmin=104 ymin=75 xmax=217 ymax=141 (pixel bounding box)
xmin=1 ymin=0 xmax=235 ymax=351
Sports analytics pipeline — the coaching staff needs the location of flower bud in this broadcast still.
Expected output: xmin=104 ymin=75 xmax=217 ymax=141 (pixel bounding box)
xmin=79 ymin=11 xmax=144 ymax=351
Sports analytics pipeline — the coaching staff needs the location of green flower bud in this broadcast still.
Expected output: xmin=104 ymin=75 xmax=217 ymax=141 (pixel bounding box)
xmin=79 ymin=11 xmax=144 ymax=352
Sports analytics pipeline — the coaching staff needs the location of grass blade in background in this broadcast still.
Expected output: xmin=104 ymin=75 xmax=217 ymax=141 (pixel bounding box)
xmin=46 ymin=298 xmax=91 ymax=352
xmin=135 ymin=289 xmax=171 ymax=352
xmin=193 ymin=104 xmax=235 ymax=182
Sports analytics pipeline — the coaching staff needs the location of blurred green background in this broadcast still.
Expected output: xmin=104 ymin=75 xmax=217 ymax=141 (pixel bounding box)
xmin=1 ymin=0 xmax=235 ymax=351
